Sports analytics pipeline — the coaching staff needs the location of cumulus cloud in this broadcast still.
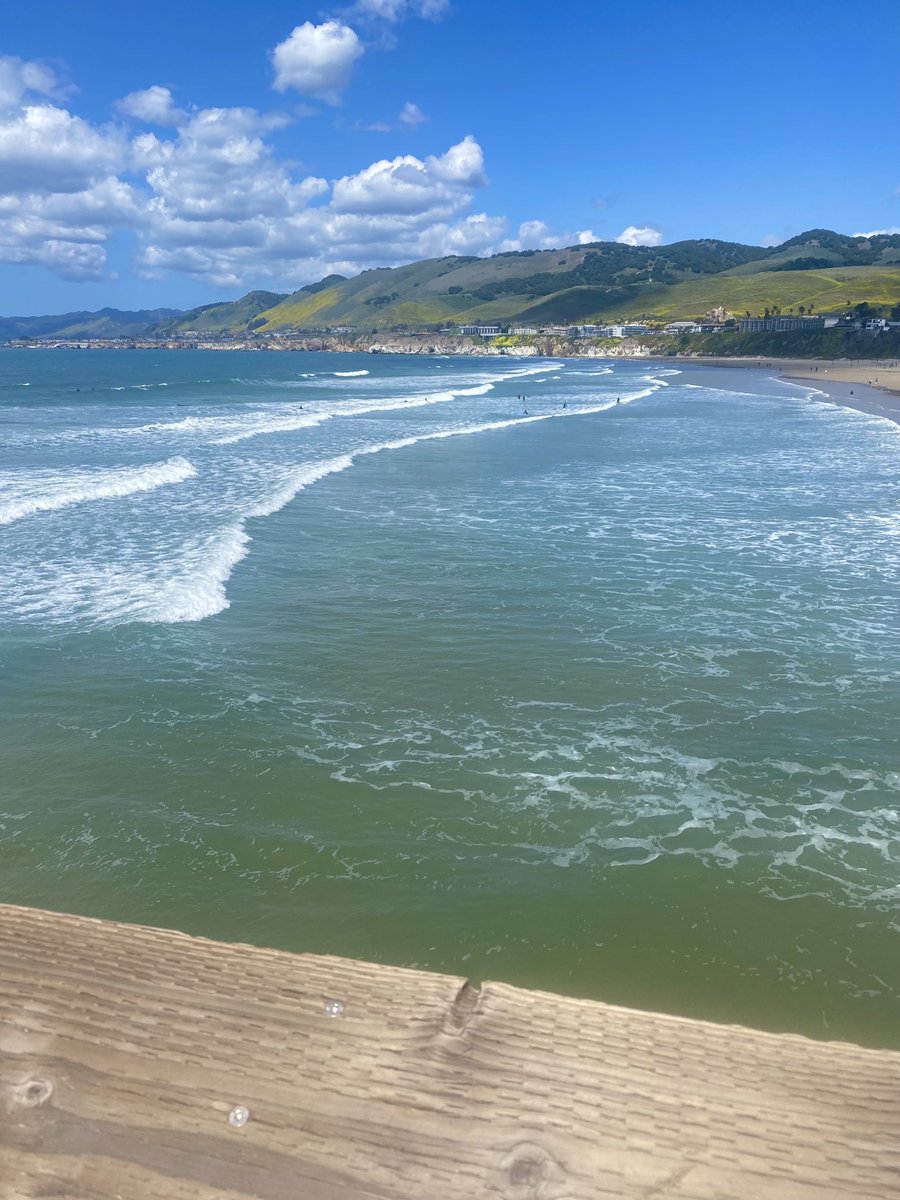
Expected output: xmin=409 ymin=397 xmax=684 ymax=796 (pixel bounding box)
xmin=0 ymin=55 xmax=59 ymax=110
xmin=272 ymin=21 xmax=364 ymax=103
xmin=498 ymin=219 xmax=602 ymax=253
xmin=399 ymin=101 xmax=426 ymax=127
xmin=616 ymin=224 xmax=663 ymax=247
xmin=117 ymin=85 xmax=183 ymax=126
xmin=497 ymin=220 xmax=557 ymax=252
xmin=852 ymin=227 xmax=900 ymax=237
xmin=127 ymin=94 xmax=499 ymax=287
xmin=0 ymin=53 xmax=578 ymax=292
xmin=0 ymin=104 xmax=123 ymax=194
xmin=0 ymin=58 xmax=133 ymax=280
xmin=331 ymin=136 xmax=484 ymax=217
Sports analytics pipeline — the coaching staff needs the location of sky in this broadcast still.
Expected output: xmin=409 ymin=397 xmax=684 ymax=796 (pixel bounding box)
xmin=1 ymin=0 xmax=898 ymax=316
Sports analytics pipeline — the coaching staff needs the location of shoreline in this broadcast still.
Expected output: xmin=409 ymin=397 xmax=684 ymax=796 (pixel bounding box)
xmin=8 ymin=338 xmax=900 ymax=425
xmin=662 ymin=354 xmax=900 ymax=425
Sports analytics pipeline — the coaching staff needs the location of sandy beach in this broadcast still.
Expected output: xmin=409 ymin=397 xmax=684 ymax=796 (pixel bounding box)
xmin=671 ymin=355 xmax=900 ymax=425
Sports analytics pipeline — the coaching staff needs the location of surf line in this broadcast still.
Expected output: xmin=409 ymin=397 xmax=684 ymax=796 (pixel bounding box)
xmin=244 ymin=382 xmax=657 ymax=523
xmin=130 ymin=380 xmax=658 ymax=625
xmin=0 ymin=457 xmax=197 ymax=526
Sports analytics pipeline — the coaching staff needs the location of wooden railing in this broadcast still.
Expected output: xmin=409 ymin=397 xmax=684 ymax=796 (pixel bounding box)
xmin=1 ymin=903 xmax=898 ymax=1198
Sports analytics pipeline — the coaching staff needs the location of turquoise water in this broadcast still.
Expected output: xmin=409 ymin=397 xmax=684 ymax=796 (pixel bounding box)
xmin=2 ymin=347 xmax=900 ymax=1047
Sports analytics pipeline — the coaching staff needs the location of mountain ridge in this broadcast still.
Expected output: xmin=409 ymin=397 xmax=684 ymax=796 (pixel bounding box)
xmin=0 ymin=307 xmax=183 ymax=340
xmin=171 ymin=229 xmax=900 ymax=334
xmin=4 ymin=231 xmax=900 ymax=342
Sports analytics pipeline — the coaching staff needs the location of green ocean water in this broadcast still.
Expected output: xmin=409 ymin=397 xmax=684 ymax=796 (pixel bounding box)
xmin=2 ymin=348 xmax=900 ymax=1047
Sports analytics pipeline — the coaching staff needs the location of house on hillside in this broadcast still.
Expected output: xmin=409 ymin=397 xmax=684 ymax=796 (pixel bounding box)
xmin=738 ymin=317 xmax=827 ymax=333
xmin=664 ymin=321 xmax=701 ymax=335
xmin=601 ymin=324 xmax=651 ymax=338
xmin=460 ymin=323 xmax=502 ymax=336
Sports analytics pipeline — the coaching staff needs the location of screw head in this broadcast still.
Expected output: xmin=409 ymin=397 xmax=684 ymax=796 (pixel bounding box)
xmin=228 ymin=1105 xmax=250 ymax=1128
xmin=16 ymin=1079 xmax=53 ymax=1107
xmin=324 ymin=999 xmax=345 ymax=1017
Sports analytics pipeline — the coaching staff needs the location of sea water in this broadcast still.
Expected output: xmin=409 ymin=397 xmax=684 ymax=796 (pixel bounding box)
xmin=2 ymin=347 xmax=899 ymax=1046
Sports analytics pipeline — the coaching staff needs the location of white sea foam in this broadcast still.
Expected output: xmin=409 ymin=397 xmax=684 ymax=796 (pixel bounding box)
xmin=138 ymin=526 xmax=250 ymax=623
xmin=0 ymin=457 xmax=196 ymax=525
xmin=333 ymin=369 xmax=370 ymax=377
xmin=50 ymin=362 xmax=559 ymax=449
xmin=136 ymin=384 xmax=655 ymax=625
xmin=211 ymin=380 xmax=497 ymax=445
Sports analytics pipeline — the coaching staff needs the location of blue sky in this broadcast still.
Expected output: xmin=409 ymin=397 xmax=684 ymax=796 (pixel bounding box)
xmin=1 ymin=0 xmax=898 ymax=315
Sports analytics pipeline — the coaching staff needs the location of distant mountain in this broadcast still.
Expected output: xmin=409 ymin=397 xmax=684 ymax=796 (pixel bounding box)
xmin=170 ymin=230 xmax=900 ymax=335
xmin=6 ymin=231 xmax=900 ymax=343
xmin=149 ymin=291 xmax=288 ymax=335
xmin=251 ymin=241 xmax=771 ymax=332
xmin=0 ymin=307 xmax=183 ymax=341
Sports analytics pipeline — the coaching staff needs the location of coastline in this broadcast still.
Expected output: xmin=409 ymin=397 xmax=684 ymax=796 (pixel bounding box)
xmin=8 ymin=336 xmax=900 ymax=425
xmin=663 ymin=354 xmax=900 ymax=425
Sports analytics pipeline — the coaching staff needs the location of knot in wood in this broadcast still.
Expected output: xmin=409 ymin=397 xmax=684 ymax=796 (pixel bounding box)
xmin=495 ymin=1140 xmax=568 ymax=1200
xmin=442 ymin=981 xmax=480 ymax=1035
xmin=15 ymin=1078 xmax=53 ymax=1107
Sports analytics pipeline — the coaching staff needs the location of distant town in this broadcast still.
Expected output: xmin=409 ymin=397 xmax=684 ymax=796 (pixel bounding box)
xmin=7 ymin=306 xmax=900 ymax=353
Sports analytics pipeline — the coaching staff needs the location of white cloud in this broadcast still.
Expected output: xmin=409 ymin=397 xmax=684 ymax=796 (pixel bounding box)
xmin=134 ymin=118 xmax=500 ymax=287
xmin=852 ymin=227 xmax=900 ymax=237
xmin=0 ymin=104 xmax=123 ymax=194
xmin=0 ymin=55 xmax=582 ymax=294
xmin=0 ymin=55 xmax=59 ymax=111
xmin=498 ymin=219 xmax=589 ymax=253
xmin=331 ymin=136 xmax=484 ymax=215
xmin=399 ymin=101 xmax=426 ymax=127
xmin=0 ymin=61 xmax=128 ymax=280
xmin=616 ymin=224 xmax=663 ymax=247
xmin=348 ymin=0 xmax=448 ymax=21
xmin=272 ymin=21 xmax=363 ymax=103
xmin=760 ymin=233 xmax=783 ymax=248
xmin=576 ymin=228 xmax=598 ymax=244
xmin=117 ymin=85 xmax=183 ymax=126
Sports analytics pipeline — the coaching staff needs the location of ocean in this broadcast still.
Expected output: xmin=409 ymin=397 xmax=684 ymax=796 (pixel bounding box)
xmin=2 ymin=347 xmax=899 ymax=1047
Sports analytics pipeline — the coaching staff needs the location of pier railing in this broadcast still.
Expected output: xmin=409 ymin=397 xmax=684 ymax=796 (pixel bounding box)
xmin=2 ymin=902 xmax=898 ymax=1198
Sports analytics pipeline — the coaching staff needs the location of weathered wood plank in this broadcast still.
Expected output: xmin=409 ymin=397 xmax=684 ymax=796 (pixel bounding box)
xmin=1 ymin=903 xmax=899 ymax=1199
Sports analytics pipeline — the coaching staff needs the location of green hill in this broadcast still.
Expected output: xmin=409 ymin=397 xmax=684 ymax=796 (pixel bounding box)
xmin=152 ymin=291 xmax=288 ymax=335
xmin=146 ymin=229 xmax=900 ymax=337
xmin=253 ymin=239 xmax=771 ymax=332
xmin=587 ymin=265 xmax=900 ymax=323
xmin=0 ymin=307 xmax=182 ymax=340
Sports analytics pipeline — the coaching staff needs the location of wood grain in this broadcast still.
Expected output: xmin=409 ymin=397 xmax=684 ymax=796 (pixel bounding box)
xmin=1 ymin=903 xmax=899 ymax=1198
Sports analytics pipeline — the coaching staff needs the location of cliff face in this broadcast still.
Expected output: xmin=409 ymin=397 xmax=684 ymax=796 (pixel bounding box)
xmin=277 ymin=334 xmax=660 ymax=359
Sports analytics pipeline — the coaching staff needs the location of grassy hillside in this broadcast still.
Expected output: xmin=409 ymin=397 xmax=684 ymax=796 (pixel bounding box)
xmin=153 ymin=291 xmax=287 ymax=335
xmin=585 ymin=266 xmax=900 ymax=322
xmin=246 ymin=239 xmax=773 ymax=332
xmin=0 ymin=307 xmax=182 ymax=340
xmin=139 ymin=230 xmax=900 ymax=337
